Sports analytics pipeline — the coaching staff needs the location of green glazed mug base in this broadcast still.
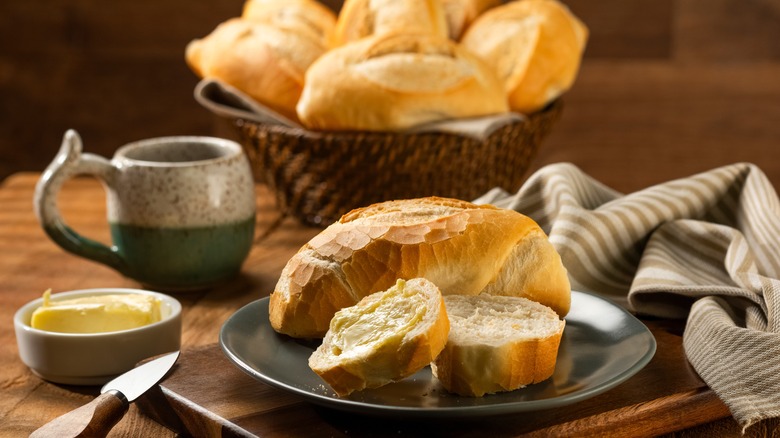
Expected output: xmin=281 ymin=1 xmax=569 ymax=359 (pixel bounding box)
xmin=108 ymin=217 xmax=255 ymax=291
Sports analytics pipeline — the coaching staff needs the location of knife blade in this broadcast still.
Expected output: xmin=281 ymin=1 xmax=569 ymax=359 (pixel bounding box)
xmin=30 ymin=350 xmax=179 ymax=438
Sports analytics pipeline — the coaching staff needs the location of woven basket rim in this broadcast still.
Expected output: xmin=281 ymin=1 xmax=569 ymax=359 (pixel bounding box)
xmin=235 ymin=100 xmax=561 ymax=142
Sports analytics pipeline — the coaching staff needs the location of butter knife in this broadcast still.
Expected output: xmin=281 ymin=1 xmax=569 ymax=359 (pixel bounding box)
xmin=30 ymin=350 xmax=179 ymax=437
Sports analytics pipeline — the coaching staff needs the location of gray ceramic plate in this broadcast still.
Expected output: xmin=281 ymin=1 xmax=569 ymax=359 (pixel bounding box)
xmin=220 ymin=291 xmax=656 ymax=418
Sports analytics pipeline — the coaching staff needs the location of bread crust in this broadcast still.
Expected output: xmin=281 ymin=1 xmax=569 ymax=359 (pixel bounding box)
xmin=185 ymin=18 xmax=327 ymax=121
xmin=332 ymin=0 xmax=448 ymax=47
xmin=270 ymin=197 xmax=570 ymax=338
xmin=440 ymin=0 xmax=502 ymax=40
xmin=296 ymin=32 xmax=509 ymax=131
xmin=461 ymin=0 xmax=588 ymax=114
xmin=242 ymin=0 xmax=337 ymax=45
xmin=432 ymin=330 xmax=564 ymax=396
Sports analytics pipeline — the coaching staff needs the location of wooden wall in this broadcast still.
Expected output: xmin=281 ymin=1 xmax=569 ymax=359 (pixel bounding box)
xmin=1 ymin=0 xmax=779 ymax=194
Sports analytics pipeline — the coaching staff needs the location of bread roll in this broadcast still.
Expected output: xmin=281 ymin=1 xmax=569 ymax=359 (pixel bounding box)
xmin=242 ymin=0 xmax=337 ymax=45
xmin=461 ymin=0 xmax=588 ymax=114
xmin=309 ymin=278 xmax=450 ymax=397
xmin=331 ymin=0 xmax=448 ymax=47
xmin=431 ymin=294 xmax=565 ymax=397
xmin=296 ymin=33 xmax=509 ymax=131
xmin=185 ymin=18 xmax=327 ymax=121
xmin=440 ymin=0 xmax=501 ymax=40
xmin=269 ymin=197 xmax=570 ymax=338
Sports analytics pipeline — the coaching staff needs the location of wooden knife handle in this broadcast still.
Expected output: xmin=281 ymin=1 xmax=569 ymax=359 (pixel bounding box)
xmin=30 ymin=390 xmax=128 ymax=438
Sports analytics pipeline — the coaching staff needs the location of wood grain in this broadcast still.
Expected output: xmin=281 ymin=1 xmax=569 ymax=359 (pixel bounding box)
xmin=134 ymin=318 xmax=735 ymax=438
xmin=0 ymin=173 xmax=776 ymax=437
xmin=0 ymin=173 xmax=309 ymax=437
xmin=29 ymin=391 xmax=127 ymax=438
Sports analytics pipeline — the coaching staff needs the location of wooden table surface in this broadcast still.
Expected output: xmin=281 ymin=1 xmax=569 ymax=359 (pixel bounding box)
xmin=1 ymin=173 xmax=778 ymax=437
xmin=0 ymin=174 xmax=312 ymax=437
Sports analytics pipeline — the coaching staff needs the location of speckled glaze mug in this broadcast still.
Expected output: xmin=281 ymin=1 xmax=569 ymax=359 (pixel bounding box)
xmin=34 ymin=130 xmax=256 ymax=291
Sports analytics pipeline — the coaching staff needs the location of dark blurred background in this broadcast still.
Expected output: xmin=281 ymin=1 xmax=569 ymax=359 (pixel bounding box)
xmin=2 ymin=0 xmax=779 ymax=192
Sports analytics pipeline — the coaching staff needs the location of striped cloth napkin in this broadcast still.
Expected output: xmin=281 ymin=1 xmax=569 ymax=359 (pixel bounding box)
xmin=476 ymin=162 xmax=780 ymax=431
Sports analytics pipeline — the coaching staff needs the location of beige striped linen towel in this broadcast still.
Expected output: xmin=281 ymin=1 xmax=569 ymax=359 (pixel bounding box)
xmin=475 ymin=162 xmax=780 ymax=431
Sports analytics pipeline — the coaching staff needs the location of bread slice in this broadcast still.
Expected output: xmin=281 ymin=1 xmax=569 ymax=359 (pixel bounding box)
xmin=270 ymin=196 xmax=570 ymax=338
xmin=431 ymin=294 xmax=565 ymax=397
xmin=308 ymin=278 xmax=449 ymax=397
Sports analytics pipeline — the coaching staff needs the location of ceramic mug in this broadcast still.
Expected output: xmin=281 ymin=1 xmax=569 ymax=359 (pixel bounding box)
xmin=34 ymin=130 xmax=256 ymax=291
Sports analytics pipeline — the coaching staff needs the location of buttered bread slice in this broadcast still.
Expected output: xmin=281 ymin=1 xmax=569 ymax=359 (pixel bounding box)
xmin=309 ymin=278 xmax=449 ymax=397
xmin=432 ymin=294 xmax=565 ymax=397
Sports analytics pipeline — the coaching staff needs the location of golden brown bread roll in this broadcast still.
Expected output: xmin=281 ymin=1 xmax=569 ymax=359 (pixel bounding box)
xmin=331 ymin=0 xmax=448 ymax=47
xmin=269 ymin=197 xmax=571 ymax=338
xmin=431 ymin=294 xmax=564 ymax=397
xmin=296 ymin=33 xmax=509 ymax=131
xmin=185 ymin=18 xmax=327 ymax=121
xmin=440 ymin=0 xmax=502 ymax=40
xmin=242 ymin=0 xmax=337 ymax=45
xmin=461 ymin=0 xmax=588 ymax=114
xmin=309 ymin=278 xmax=450 ymax=396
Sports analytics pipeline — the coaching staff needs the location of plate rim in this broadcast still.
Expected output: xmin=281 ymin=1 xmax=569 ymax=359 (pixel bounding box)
xmin=219 ymin=291 xmax=657 ymax=418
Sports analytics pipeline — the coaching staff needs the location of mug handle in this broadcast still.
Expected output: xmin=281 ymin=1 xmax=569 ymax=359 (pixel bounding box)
xmin=34 ymin=130 xmax=127 ymax=274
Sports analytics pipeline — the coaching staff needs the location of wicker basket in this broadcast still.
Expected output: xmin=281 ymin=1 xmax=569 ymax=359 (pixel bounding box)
xmin=231 ymin=101 xmax=563 ymax=226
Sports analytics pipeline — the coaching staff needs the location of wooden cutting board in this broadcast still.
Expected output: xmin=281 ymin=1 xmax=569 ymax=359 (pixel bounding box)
xmin=136 ymin=318 xmax=732 ymax=437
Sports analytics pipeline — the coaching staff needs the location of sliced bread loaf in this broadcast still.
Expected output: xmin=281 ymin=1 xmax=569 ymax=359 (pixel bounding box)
xmin=309 ymin=278 xmax=450 ymax=397
xmin=270 ymin=196 xmax=571 ymax=339
xmin=431 ymin=294 xmax=565 ymax=397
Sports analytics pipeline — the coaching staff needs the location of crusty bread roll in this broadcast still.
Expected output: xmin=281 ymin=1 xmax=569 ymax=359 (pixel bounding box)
xmin=431 ymin=294 xmax=565 ymax=397
xmin=185 ymin=18 xmax=327 ymax=121
xmin=270 ymin=197 xmax=570 ymax=338
xmin=440 ymin=0 xmax=501 ymax=40
xmin=309 ymin=278 xmax=450 ymax=396
xmin=242 ymin=0 xmax=337 ymax=45
xmin=296 ymin=33 xmax=509 ymax=131
xmin=461 ymin=0 xmax=588 ymax=114
xmin=331 ymin=0 xmax=448 ymax=47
